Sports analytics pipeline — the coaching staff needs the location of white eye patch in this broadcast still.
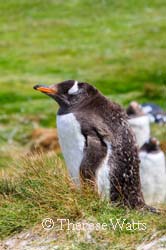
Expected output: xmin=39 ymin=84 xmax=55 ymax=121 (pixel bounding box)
xmin=68 ymin=81 xmax=79 ymax=95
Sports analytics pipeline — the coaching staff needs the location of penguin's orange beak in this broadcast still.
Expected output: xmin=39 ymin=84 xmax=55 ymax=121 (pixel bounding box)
xmin=33 ymin=85 xmax=58 ymax=94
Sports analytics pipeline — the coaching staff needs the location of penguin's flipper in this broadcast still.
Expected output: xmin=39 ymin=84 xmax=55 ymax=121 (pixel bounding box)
xmin=80 ymin=125 xmax=112 ymax=182
xmin=80 ymin=135 xmax=106 ymax=181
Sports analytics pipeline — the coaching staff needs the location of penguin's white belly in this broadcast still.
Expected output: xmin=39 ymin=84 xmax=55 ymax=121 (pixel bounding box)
xmin=128 ymin=115 xmax=150 ymax=148
xmin=57 ymin=113 xmax=111 ymax=198
xmin=57 ymin=113 xmax=85 ymax=185
xmin=139 ymin=151 xmax=166 ymax=204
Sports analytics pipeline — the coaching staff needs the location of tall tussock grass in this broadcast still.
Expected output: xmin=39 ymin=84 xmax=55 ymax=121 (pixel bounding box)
xmin=0 ymin=152 xmax=103 ymax=238
xmin=1 ymin=151 xmax=166 ymax=247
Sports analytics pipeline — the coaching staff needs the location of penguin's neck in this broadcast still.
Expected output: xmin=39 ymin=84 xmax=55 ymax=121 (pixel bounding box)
xmin=58 ymin=106 xmax=72 ymax=115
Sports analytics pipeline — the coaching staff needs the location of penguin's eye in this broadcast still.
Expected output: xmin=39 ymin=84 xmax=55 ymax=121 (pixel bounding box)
xmin=68 ymin=81 xmax=79 ymax=95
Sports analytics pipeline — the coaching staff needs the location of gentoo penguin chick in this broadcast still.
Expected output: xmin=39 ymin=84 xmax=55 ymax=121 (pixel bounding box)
xmin=34 ymin=80 xmax=146 ymax=209
xmin=139 ymin=138 xmax=166 ymax=204
xmin=127 ymin=101 xmax=150 ymax=148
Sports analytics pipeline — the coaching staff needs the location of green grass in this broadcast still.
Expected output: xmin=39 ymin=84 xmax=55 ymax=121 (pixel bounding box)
xmin=0 ymin=152 xmax=166 ymax=249
xmin=0 ymin=0 xmax=166 ymax=151
xmin=0 ymin=0 xmax=165 ymax=152
xmin=0 ymin=0 xmax=166 ymax=248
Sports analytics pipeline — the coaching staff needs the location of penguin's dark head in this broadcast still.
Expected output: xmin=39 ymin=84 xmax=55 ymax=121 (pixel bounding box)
xmin=126 ymin=101 xmax=144 ymax=117
xmin=140 ymin=137 xmax=160 ymax=153
xmin=33 ymin=80 xmax=98 ymax=108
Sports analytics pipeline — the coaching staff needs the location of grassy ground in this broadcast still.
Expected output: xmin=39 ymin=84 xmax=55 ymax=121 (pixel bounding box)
xmin=0 ymin=0 xmax=166 ymax=249
xmin=1 ymin=152 xmax=166 ymax=249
